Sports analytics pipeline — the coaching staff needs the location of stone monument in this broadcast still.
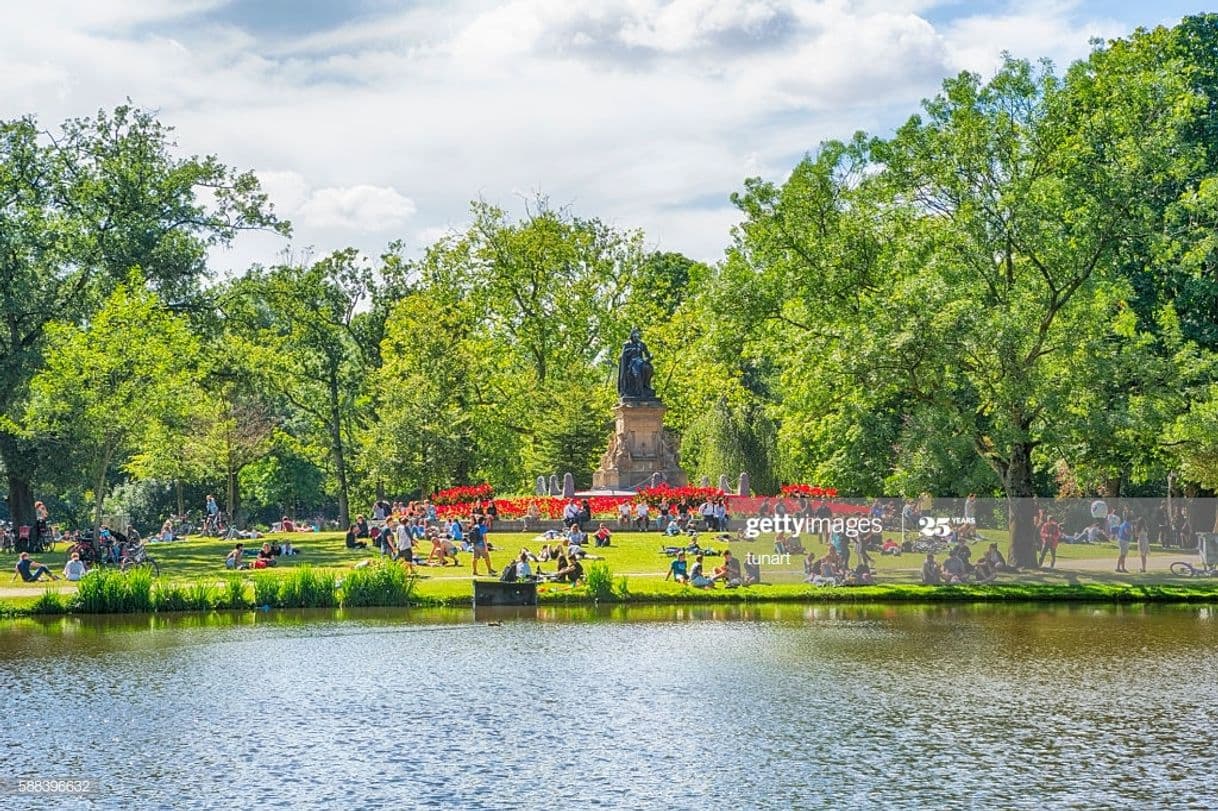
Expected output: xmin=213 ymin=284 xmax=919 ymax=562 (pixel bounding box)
xmin=592 ymin=327 xmax=687 ymax=490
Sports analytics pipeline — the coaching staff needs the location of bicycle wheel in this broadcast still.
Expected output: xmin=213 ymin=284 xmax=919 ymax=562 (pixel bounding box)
xmin=144 ymin=558 xmax=160 ymax=577
xmin=1170 ymin=561 xmax=1195 ymax=577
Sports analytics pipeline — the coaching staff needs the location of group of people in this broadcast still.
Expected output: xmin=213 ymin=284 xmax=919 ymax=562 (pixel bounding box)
xmin=224 ymin=540 xmax=296 ymax=570
xmin=617 ymin=496 xmax=732 ymax=532
xmin=921 ymin=541 xmax=1014 ymax=584
xmin=664 ymin=549 xmax=755 ymax=588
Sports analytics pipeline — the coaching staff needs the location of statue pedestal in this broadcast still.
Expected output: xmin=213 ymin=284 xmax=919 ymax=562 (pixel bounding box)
xmin=592 ymin=400 xmax=687 ymax=490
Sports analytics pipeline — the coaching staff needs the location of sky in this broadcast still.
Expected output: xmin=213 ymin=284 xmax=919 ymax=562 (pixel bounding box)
xmin=0 ymin=0 xmax=1210 ymax=271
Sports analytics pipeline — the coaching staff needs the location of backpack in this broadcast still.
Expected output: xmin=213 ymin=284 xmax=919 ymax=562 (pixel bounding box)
xmin=499 ymin=565 xmax=518 ymax=583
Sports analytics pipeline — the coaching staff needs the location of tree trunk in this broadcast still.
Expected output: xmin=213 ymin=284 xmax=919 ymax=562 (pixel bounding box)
xmin=227 ymin=464 xmax=239 ymax=529
xmin=0 ymin=434 xmax=37 ymax=529
xmin=1005 ymin=441 xmax=1039 ymax=568
xmin=328 ymin=376 xmax=350 ymax=529
xmin=176 ymin=479 xmax=185 ymax=519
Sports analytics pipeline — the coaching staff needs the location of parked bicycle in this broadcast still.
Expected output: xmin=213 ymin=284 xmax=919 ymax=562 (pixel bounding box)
xmin=119 ymin=541 xmax=160 ymax=577
xmin=1170 ymin=533 xmax=1218 ymax=578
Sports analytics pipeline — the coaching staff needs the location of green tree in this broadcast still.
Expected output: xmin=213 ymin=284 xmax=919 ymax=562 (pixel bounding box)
xmin=24 ymin=280 xmax=204 ymax=535
xmin=0 ymin=105 xmax=284 ymax=528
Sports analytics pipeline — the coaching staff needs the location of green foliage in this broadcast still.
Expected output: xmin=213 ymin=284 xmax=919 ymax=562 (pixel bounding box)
xmin=585 ymin=562 xmax=615 ymax=602
xmin=339 ymin=562 xmax=415 ymax=607
xmin=73 ymin=568 xmax=154 ymax=613
xmin=614 ymin=575 xmax=631 ymax=602
xmin=30 ymin=589 xmax=67 ymax=615
xmin=253 ymin=573 xmax=280 ymax=608
xmin=220 ymin=576 xmax=251 ymax=610
xmin=277 ymin=567 xmax=338 ymax=609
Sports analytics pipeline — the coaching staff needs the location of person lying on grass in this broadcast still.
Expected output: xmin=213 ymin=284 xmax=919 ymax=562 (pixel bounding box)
xmin=13 ymin=551 xmax=59 ymax=582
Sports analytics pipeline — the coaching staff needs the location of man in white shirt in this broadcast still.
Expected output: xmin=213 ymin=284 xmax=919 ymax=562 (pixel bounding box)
xmin=617 ymin=501 xmax=632 ymax=528
xmin=63 ymin=552 xmax=87 ymax=581
xmin=635 ymin=501 xmax=650 ymax=531
xmin=395 ymin=521 xmax=415 ymax=573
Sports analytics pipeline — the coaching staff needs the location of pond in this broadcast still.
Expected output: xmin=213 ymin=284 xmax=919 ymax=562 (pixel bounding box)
xmin=1 ymin=604 xmax=1216 ymax=808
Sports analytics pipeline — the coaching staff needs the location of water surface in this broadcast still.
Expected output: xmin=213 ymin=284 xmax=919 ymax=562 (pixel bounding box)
xmin=1 ymin=604 xmax=1215 ymax=809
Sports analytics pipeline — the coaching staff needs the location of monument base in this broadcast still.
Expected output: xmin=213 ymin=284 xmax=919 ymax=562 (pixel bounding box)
xmin=592 ymin=400 xmax=687 ymax=491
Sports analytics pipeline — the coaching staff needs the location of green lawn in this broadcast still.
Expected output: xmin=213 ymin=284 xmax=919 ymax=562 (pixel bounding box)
xmin=2 ymin=524 xmax=1211 ymax=614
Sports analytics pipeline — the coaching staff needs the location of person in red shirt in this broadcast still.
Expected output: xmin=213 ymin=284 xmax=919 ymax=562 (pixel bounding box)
xmin=1038 ymin=516 xmax=1061 ymax=569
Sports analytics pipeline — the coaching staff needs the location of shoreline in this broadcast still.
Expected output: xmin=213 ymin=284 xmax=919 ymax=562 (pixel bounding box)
xmin=5 ymin=580 xmax=1218 ymax=618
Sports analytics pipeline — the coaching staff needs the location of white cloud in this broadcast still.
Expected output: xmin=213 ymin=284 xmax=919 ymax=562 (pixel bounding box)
xmin=0 ymin=0 xmax=1175 ymax=264
xmin=298 ymin=185 xmax=417 ymax=232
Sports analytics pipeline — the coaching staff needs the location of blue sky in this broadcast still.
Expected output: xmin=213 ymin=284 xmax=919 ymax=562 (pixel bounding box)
xmin=1 ymin=1 xmax=1210 ymax=268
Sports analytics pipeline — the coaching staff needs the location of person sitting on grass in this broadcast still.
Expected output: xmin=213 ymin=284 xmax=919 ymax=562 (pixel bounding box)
xmin=280 ymin=516 xmax=296 ymax=532
xmin=225 ymin=543 xmax=246 ymax=570
xmin=13 ymin=551 xmax=58 ymax=582
xmin=345 ymin=524 xmax=368 ymax=550
xmin=712 ymin=550 xmax=743 ymax=587
xmin=664 ymin=518 xmax=681 ymax=536
xmin=921 ymin=553 xmax=942 ymax=585
xmin=846 ymin=563 xmax=875 ymax=586
xmin=950 ymin=538 xmax=973 ymax=573
xmin=942 ymin=552 xmax=966 ymax=584
xmin=666 ymin=551 xmax=689 ymax=584
xmin=594 ymin=523 xmax=613 ymax=547
xmin=554 ymin=555 xmax=584 ymax=584
xmin=567 ymin=524 xmax=587 ymax=548
xmin=806 ymin=555 xmax=840 ymax=586
xmin=689 ymin=554 xmax=715 ymax=588
xmin=515 ymin=550 xmax=534 ymax=581
xmin=981 ymin=543 xmax=1016 ymax=573
xmin=881 ymin=537 xmax=901 ymax=556
xmin=63 ymin=552 xmax=88 ymax=581
xmin=972 ymin=556 xmax=997 ymax=583
xmin=250 ymin=542 xmax=276 ymax=569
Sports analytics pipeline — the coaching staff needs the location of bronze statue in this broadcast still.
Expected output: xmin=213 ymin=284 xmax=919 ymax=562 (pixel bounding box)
xmin=617 ymin=327 xmax=656 ymax=400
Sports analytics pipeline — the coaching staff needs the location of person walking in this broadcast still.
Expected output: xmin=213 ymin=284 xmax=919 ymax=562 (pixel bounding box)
xmin=1038 ymin=516 xmax=1061 ymax=569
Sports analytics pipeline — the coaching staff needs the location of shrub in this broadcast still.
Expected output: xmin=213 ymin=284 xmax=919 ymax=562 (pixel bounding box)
xmin=30 ymin=589 xmax=67 ymax=615
xmin=253 ymin=572 xmax=280 ymax=608
xmin=278 ymin=567 xmax=337 ymax=608
xmin=614 ymin=575 xmax=631 ymax=602
xmin=585 ymin=562 xmax=615 ymax=602
xmin=185 ymin=582 xmax=216 ymax=611
xmin=219 ymin=576 xmax=250 ymax=610
xmin=340 ymin=562 xmax=415 ymax=607
xmin=153 ymin=583 xmax=189 ymax=613
xmin=73 ymin=568 xmax=154 ymax=613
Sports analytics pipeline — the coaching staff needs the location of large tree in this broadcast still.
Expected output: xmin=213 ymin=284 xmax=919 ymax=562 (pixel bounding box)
xmin=0 ymin=106 xmax=284 ymax=528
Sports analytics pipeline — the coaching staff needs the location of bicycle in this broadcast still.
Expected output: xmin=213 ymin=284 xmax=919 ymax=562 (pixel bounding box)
xmin=1171 ymin=533 xmax=1218 ymax=577
xmin=119 ymin=542 xmax=160 ymax=577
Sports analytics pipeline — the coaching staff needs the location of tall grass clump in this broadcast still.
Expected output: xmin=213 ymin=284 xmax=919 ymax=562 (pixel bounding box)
xmin=614 ymin=575 xmax=631 ymax=602
xmin=153 ymin=582 xmax=189 ymax=612
xmin=74 ymin=568 xmax=154 ymax=613
xmin=253 ymin=572 xmax=281 ymax=608
xmin=30 ymin=589 xmax=67 ymax=615
xmin=340 ymin=563 xmax=415 ymax=607
xmin=585 ymin=562 xmax=615 ymax=602
xmin=185 ymin=582 xmax=216 ymax=611
xmin=219 ymin=576 xmax=250 ymax=610
xmin=277 ymin=567 xmax=338 ymax=608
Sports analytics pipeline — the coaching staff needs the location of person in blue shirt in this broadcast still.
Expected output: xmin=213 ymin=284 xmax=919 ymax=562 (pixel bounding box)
xmin=13 ymin=552 xmax=58 ymax=582
xmin=665 ymin=551 xmax=689 ymax=584
xmin=1115 ymin=514 xmax=1134 ymax=573
xmin=468 ymin=519 xmax=496 ymax=577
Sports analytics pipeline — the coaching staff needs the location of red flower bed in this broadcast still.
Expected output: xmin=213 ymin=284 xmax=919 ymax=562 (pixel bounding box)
xmin=780 ymin=484 xmax=839 ymax=498
xmin=431 ymin=483 xmax=493 ymax=505
xmin=636 ymin=484 xmax=724 ymax=505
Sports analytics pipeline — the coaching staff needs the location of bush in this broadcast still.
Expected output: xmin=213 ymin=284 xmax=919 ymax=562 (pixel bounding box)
xmin=30 ymin=589 xmax=67 ymax=615
xmin=614 ymin=575 xmax=630 ymax=601
xmin=277 ymin=567 xmax=337 ymax=608
xmin=73 ymin=568 xmax=154 ymax=613
xmin=153 ymin=583 xmax=189 ymax=612
xmin=253 ymin=572 xmax=280 ymax=608
xmin=585 ymin=562 xmax=615 ymax=602
xmin=219 ymin=576 xmax=250 ymax=610
xmin=340 ymin=563 xmax=415 ymax=607
xmin=185 ymin=582 xmax=215 ymax=611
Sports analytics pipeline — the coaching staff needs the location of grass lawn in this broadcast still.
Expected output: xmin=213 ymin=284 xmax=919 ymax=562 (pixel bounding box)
xmin=2 ymin=524 xmax=1215 ymax=614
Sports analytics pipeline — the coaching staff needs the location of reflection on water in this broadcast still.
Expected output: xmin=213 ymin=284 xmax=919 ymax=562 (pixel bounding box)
xmin=1 ymin=604 xmax=1216 ymax=809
